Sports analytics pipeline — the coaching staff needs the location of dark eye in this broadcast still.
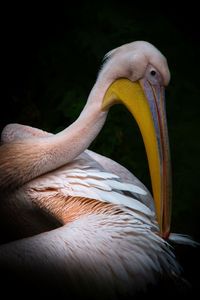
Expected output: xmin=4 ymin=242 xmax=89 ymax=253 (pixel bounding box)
xmin=145 ymin=65 xmax=162 ymax=85
xmin=150 ymin=70 xmax=156 ymax=76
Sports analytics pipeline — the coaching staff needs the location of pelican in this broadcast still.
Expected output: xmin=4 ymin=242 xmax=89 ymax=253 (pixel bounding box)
xmin=0 ymin=41 xmax=192 ymax=298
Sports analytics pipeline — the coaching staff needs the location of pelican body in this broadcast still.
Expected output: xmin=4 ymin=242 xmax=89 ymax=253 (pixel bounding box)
xmin=0 ymin=41 xmax=185 ymax=298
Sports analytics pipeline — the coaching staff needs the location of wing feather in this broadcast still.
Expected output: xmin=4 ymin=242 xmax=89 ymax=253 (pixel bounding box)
xmin=29 ymin=153 xmax=154 ymax=219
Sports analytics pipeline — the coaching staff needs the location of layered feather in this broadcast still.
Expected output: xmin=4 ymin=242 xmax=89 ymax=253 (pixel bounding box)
xmin=28 ymin=152 xmax=155 ymax=221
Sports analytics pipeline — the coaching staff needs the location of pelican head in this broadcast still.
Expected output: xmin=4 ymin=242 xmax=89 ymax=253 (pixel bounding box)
xmin=99 ymin=41 xmax=171 ymax=238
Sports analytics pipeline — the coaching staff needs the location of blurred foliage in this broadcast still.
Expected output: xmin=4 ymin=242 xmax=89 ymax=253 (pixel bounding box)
xmin=3 ymin=1 xmax=200 ymax=243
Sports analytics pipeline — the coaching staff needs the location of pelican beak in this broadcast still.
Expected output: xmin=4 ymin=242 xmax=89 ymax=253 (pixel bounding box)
xmin=101 ymin=78 xmax=171 ymax=239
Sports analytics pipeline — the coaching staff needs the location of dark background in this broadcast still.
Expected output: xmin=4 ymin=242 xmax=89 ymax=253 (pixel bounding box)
xmin=2 ymin=0 xmax=200 ymax=294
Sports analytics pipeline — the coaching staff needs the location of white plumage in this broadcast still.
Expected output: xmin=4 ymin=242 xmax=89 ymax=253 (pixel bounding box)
xmin=28 ymin=151 xmax=151 ymax=214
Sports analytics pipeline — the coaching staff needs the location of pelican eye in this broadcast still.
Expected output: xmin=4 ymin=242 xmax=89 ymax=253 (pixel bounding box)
xmin=150 ymin=70 xmax=156 ymax=76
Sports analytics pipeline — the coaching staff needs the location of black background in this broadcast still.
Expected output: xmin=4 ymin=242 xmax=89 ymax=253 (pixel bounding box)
xmin=2 ymin=0 xmax=200 ymax=295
